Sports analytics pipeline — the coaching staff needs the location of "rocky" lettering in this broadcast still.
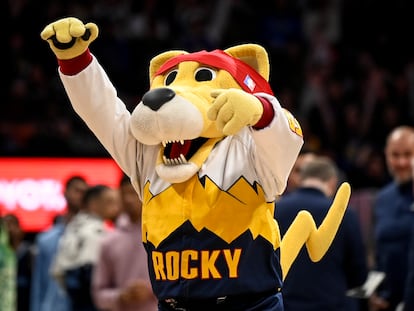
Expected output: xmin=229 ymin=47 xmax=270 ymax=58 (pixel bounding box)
xmin=152 ymin=249 xmax=242 ymax=280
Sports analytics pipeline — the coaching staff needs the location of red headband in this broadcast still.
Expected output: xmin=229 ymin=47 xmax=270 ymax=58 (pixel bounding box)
xmin=154 ymin=49 xmax=274 ymax=96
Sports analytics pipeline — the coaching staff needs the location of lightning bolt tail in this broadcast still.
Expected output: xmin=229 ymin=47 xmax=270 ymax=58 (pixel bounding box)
xmin=279 ymin=182 xmax=351 ymax=281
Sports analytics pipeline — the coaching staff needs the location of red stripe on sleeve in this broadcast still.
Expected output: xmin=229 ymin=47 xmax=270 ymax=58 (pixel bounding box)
xmin=253 ymin=96 xmax=275 ymax=129
xmin=58 ymin=49 xmax=93 ymax=76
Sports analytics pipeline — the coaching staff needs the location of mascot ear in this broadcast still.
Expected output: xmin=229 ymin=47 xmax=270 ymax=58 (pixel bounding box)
xmin=149 ymin=50 xmax=188 ymax=83
xmin=224 ymin=44 xmax=270 ymax=81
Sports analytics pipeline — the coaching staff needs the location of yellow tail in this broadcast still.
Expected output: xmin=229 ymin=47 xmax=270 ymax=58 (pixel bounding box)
xmin=279 ymin=182 xmax=351 ymax=280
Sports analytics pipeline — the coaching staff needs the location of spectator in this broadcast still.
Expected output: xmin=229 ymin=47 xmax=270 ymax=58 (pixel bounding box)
xmin=274 ymin=156 xmax=368 ymax=311
xmin=0 ymin=216 xmax=16 ymax=311
xmin=52 ymin=184 xmax=120 ymax=311
xmin=92 ymin=175 xmax=157 ymax=311
xmin=370 ymin=125 xmax=414 ymax=311
xmin=401 ymin=225 xmax=414 ymax=311
xmin=30 ymin=175 xmax=88 ymax=311
xmin=3 ymin=213 xmax=33 ymax=311
xmin=283 ymin=150 xmax=317 ymax=195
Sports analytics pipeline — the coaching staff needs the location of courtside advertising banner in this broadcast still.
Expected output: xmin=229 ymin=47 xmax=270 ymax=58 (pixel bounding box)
xmin=0 ymin=157 xmax=123 ymax=232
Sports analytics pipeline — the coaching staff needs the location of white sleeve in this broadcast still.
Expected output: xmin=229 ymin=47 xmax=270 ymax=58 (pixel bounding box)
xmin=252 ymin=93 xmax=304 ymax=195
xmin=58 ymin=56 xmax=141 ymax=182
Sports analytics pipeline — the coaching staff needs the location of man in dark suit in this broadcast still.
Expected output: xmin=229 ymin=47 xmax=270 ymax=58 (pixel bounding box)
xmin=275 ymin=156 xmax=368 ymax=311
xmin=371 ymin=126 xmax=414 ymax=311
xmin=401 ymin=225 xmax=414 ymax=311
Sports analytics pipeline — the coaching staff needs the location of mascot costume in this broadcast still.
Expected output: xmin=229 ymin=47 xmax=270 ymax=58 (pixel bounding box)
xmin=41 ymin=17 xmax=351 ymax=311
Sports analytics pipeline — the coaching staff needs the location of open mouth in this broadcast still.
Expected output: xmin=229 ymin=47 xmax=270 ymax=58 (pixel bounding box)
xmin=162 ymin=137 xmax=208 ymax=165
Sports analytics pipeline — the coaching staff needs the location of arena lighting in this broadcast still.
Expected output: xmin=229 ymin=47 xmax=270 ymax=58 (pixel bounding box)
xmin=0 ymin=157 xmax=123 ymax=232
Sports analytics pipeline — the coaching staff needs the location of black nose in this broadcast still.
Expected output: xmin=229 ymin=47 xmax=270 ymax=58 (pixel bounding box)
xmin=142 ymin=88 xmax=176 ymax=111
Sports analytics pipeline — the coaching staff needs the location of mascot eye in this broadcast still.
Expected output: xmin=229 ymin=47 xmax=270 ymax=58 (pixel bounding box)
xmin=194 ymin=67 xmax=216 ymax=82
xmin=165 ymin=70 xmax=178 ymax=85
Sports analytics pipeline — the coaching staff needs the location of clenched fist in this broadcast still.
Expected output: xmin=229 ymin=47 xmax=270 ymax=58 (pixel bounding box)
xmin=40 ymin=17 xmax=98 ymax=60
xmin=207 ymin=88 xmax=264 ymax=136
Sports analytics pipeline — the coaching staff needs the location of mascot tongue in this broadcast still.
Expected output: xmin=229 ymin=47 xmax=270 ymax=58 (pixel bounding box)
xmin=169 ymin=140 xmax=191 ymax=159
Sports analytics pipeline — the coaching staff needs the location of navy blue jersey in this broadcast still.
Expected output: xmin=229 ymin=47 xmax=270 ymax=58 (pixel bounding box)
xmin=142 ymin=175 xmax=283 ymax=300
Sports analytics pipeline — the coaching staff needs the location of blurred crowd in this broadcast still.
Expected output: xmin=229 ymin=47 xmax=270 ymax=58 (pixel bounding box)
xmin=2 ymin=0 xmax=414 ymax=191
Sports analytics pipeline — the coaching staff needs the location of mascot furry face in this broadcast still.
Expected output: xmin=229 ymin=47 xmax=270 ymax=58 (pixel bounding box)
xmin=41 ymin=17 xmax=351 ymax=310
xmin=131 ymin=45 xmax=276 ymax=183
